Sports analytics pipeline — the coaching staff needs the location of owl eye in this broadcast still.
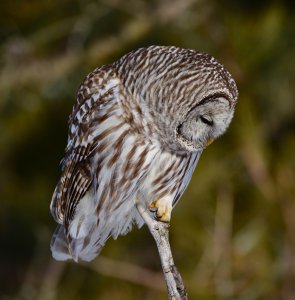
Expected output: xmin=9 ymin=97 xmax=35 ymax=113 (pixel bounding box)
xmin=199 ymin=115 xmax=213 ymax=126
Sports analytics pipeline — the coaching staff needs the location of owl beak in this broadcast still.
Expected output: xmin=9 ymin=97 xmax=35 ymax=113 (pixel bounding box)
xmin=206 ymin=138 xmax=214 ymax=147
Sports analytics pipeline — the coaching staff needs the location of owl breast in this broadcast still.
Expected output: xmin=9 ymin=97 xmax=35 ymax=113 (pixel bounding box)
xmin=139 ymin=149 xmax=201 ymax=209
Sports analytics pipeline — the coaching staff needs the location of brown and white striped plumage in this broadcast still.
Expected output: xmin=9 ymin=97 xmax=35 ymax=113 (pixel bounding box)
xmin=50 ymin=46 xmax=238 ymax=262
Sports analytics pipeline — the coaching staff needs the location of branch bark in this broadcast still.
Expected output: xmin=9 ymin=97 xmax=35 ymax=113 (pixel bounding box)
xmin=83 ymin=255 xmax=166 ymax=291
xmin=136 ymin=202 xmax=188 ymax=300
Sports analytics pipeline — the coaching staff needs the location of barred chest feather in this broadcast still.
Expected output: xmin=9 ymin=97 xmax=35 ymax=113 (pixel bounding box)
xmin=64 ymin=126 xmax=200 ymax=261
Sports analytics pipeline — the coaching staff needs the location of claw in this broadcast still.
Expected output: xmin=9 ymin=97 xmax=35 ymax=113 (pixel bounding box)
xmin=149 ymin=198 xmax=172 ymax=223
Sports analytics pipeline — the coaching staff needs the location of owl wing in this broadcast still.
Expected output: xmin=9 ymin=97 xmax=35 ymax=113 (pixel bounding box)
xmin=51 ymin=66 xmax=160 ymax=261
xmin=50 ymin=65 xmax=120 ymax=229
xmin=172 ymin=151 xmax=202 ymax=207
xmin=50 ymin=147 xmax=93 ymax=226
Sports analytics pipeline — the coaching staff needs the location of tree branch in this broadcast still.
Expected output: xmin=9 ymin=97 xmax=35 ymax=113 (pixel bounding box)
xmin=136 ymin=202 xmax=188 ymax=300
xmin=83 ymin=255 xmax=166 ymax=291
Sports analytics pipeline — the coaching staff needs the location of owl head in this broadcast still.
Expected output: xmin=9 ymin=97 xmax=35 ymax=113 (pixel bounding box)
xmin=116 ymin=46 xmax=238 ymax=153
xmin=175 ymin=94 xmax=235 ymax=151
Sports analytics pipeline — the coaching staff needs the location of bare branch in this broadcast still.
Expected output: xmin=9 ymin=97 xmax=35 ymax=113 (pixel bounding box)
xmin=0 ymin=0 xmax=201 ymax=94
xmin=37 ymin=260 xmax=65 ymax=300
xmin=136 ymin=202 xmax=188 ymax=300
xmin=83 ymin=256 xmax=166 ymax=292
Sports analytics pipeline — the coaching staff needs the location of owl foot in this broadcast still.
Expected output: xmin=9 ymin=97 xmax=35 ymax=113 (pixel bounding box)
xmin=149 ymin=198 xmax=172 ymax=223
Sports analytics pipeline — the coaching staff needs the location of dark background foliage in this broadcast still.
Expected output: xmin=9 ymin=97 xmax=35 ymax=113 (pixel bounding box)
xmin=1 ymin=0 xmax=294 ymax=299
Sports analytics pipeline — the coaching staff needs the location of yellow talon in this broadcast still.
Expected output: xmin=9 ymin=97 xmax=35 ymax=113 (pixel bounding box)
xmin=149 ymin=199 xmax=172 ymax=223
xmin=149 ymin=201 xmax=157 ymax=211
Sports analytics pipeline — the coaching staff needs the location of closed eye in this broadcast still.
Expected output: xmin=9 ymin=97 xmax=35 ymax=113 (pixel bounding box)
xmin=199 ymin=115 xmax=213 ymax=126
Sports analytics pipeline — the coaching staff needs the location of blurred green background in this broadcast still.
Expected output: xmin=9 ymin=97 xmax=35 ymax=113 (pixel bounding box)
xmin=1 ymin=0 xmax=295 ymax=299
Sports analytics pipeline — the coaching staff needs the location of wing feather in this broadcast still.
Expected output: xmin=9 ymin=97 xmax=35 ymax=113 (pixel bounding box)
xmin=50 ymin=65 xmax=160 ymax=262
xmin=50 ymin=65 xmax=120 ymax=229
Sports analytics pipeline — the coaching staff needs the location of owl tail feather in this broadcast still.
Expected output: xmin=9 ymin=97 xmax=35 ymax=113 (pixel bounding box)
xmin=50 ymin=225 xmax=104 ymax=262
xmin=50 ymin=225 xmax=73 ymax=261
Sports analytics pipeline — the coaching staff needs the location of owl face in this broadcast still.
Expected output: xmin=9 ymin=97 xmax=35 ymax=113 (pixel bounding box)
xmin=175 ymin=96 xmax=234 ymax=151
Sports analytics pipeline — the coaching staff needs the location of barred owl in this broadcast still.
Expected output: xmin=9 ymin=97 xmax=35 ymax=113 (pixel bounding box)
xmin=50 ymin=45 xmax=238 ymax=262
